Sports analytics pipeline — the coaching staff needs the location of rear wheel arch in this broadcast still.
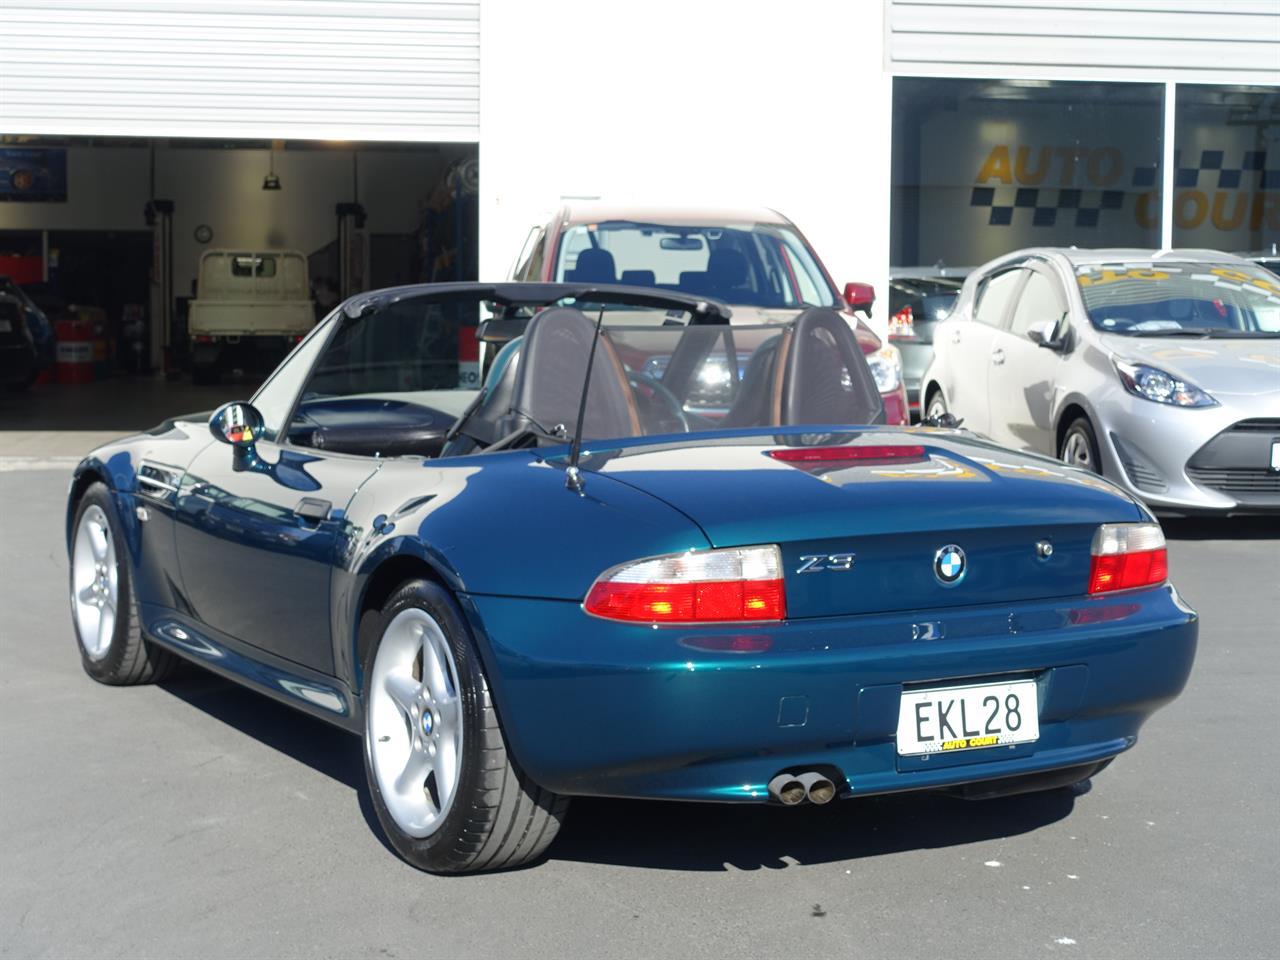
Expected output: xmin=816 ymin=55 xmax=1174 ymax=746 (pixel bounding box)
xmin=354 ymin=552 xmax=449 ymax=688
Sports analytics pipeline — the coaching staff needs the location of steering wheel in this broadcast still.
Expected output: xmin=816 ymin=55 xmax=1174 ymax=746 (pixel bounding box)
xmin=628 ymin=372 xmax=690 ymax=435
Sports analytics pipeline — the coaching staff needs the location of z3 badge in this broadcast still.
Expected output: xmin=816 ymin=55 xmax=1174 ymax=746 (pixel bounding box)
xmin=796 ymin=553 xmax=856 ymax=573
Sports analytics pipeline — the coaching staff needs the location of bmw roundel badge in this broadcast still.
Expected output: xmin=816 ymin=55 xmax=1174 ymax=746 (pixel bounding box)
xmin=934 ymin=544 xmax=967 ymax=585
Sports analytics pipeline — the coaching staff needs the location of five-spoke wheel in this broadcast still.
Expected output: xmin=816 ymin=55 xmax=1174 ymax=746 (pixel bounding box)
xmin=366 ymin=608 xmax=464 ymax=837
xmin=361 ymin=578 xmax=568 ymax=873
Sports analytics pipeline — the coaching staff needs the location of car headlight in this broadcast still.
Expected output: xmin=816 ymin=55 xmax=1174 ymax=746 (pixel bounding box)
xmin=867 ymin=344 xmax=903 ymax=393
xmin=1114 ymin=359 xmax=1217 ymax=408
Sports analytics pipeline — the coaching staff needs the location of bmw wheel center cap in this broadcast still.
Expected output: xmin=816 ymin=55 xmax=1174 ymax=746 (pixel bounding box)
xmin=934 ymin=544 xmax=967 ymax=585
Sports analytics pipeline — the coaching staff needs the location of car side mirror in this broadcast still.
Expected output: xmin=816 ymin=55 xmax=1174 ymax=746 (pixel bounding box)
xmin=1027 ymin=318 xmax=1066 ymax=350
xmin=209 ymin=401 xmax=266 ymax=471
xmin=843 ymin=281 xmax=875 ymax=317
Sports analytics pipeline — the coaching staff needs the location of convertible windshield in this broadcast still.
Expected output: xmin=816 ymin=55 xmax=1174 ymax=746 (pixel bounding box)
xmin=1075 ymin=262 xmax=1280 ymax=336
xmin=553 ymin=221 xmax=839 ymax=308
xmin=284 ymin=297 xmax=882 ymax=458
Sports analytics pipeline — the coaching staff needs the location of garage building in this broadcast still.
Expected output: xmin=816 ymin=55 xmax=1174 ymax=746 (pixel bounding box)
xmin=0 ymin=1 xmax=1275 ymax=434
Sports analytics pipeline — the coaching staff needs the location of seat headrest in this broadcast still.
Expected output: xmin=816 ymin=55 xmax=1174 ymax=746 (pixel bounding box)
xmin=565 ymin=248 xmax=617 ymax=284
xmin=514 ymin=306 xmax=639 ymax=441
xmin=620 ymin=269 xmax=656 ymax=287
xmin=783 ymin=308 xmax=884 ymax=426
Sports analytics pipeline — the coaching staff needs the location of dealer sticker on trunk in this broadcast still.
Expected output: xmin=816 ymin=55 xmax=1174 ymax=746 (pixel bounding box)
xmin=896 ymin=679 xmax=1040 ymax=756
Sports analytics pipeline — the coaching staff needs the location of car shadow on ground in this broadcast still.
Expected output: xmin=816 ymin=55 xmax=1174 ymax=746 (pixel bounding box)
xmin=158 ymin=671 xmax=1080 ymax=872
xmin=156 ymin=671 xmax=404 ymax=857
xmin=1162 ymin=515 xmax=1280 ymax=541
xmin=548 ymin=789 xmax=1078 ymax=872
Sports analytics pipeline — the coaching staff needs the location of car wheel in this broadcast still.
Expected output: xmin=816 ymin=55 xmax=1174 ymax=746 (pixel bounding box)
xmin=70 ymin=483 xmax=178 ymax=685
xmin=1060 ymin=417 xmax=1102 ymax=474
xmin=925 ymin=389 xmax=947 ymax=422
xmin=362 ymin=578 xmax=569 ymax=873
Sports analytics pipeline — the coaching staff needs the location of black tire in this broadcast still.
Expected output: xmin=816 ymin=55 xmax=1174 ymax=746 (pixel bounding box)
xmin=70 ymin=483 xmax=178 ymax=685
xmin=924 ymin=387 xmax=947 ymax=421
xmin=1059 ymin=416 xmax=1102 ymax=475
xmin=361 ymin=579 xmax=569 ymax=873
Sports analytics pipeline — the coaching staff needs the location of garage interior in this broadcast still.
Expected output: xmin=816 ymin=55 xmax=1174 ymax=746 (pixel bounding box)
xmin=0 ymin=136 xmax=478 ymax=456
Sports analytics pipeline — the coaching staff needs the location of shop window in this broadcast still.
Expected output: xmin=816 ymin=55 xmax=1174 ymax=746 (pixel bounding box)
xmin=891 ymin=79 xmax=1164 ymax=271
xmin=1172 ymin=85 xmax=1279 ymax=255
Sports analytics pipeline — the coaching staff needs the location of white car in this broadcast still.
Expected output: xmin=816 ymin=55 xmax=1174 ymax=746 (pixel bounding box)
xmin=921 ymin=248 xmax=1280 ymax=516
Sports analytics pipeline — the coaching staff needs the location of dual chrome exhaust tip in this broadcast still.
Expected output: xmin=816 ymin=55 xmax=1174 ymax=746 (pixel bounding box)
xmin=768 ymin=771 xmax=838 ymax=806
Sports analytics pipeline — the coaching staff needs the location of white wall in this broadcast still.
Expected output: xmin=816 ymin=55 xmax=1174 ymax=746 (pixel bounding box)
xmin=478 ymin=0 xmax=894 ymax=334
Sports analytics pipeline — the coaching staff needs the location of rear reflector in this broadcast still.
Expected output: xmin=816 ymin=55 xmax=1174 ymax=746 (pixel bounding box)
xmin=584 ymin=545 xmax=785 ymax=623
xmin=1088 ymin=522 xmax=1168 ymax=594
xmin=767 ymin=445 xmax=925 ymax=463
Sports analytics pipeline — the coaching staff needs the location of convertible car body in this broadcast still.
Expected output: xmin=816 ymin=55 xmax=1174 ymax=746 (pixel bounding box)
xmin=67 ymin=282 xmax=1197 ymax=874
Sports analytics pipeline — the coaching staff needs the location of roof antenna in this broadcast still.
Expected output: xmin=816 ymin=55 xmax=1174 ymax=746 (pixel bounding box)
xmin=565 ymin=301 xmax=607 ymax=493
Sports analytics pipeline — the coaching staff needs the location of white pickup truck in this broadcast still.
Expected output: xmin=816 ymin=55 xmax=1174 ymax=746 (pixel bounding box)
xmin=188 ymin=249 xmax=315 ymax=384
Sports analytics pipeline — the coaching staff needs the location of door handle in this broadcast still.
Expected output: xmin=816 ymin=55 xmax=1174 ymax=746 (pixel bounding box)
xmin=295 ymin=498 xmax=332 ymax=523
xmin=991 ymin=348 xmax=1006 ymax=366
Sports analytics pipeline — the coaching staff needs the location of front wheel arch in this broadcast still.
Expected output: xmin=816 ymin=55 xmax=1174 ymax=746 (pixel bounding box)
xmin=66 ymin=466 xmax=109 ymax=549
xmin=1055 ymin=402 xmax=1092 ymax=455
xmin=923 ymin=382 xmax=945 ymax=415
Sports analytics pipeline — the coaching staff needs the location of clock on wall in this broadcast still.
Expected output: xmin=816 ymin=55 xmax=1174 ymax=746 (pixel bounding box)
xmin=194 ymin=224 xmax=214 ymax=244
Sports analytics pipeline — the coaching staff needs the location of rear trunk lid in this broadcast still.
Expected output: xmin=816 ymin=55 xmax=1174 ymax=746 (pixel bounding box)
xmin=584 ymin=429 xmax=1146 ymax=619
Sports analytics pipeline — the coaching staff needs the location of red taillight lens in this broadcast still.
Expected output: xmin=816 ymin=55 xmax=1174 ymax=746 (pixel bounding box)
xmin=888 ymin=305 xmax=915 ymax=340
xmin=767 ymin=445 xmax=925 ymax=463
xmin=1088 ymin=523 xmax=1168 ymax=594
xmin=584 ymin=546 xmax=786 ymax=623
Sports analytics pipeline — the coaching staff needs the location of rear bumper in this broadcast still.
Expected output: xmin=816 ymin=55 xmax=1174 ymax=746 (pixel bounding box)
xmin=462 ymin=584 xmax=1197 ymax=802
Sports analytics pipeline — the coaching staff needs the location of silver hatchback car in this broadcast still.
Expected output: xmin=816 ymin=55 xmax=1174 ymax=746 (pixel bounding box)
xmin=921 ymin=248 xmax=1280 ymax=515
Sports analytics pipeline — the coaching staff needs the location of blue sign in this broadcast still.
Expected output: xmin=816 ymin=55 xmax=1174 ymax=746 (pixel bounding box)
xmin=0 ymin=147 xmax=67 ymax=202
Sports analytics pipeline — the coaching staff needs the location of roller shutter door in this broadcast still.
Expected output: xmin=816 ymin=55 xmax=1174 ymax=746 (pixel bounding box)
xmin=0 ymin=0 xmax=479 ymax=141
xmin=888 ymin=0 xmax=1280 ymax=82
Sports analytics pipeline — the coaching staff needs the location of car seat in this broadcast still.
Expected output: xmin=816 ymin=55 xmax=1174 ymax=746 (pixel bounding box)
xmin=720 ymin=308 xmax=884 ymax=427
xmin=620 ymin=269 xmax=656 ymax=287
xmin=565 ymin=248 xmax=617 ymax=284
xmin=440 ymin=307 xmax=641 ymax=454
xmin=706 ymin=248 xmax=751 ymax=301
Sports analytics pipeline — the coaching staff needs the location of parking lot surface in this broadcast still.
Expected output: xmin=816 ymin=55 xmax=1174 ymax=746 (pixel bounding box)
xmin=2 ymin=467 xmax=1277 ymax=960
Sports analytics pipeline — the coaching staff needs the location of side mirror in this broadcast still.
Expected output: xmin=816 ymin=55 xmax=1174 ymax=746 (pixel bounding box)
xmin=210 ymin=401 xmax=265 ymax=471
xmin=1027 ymin=319 xmax=1065 ymax=350
xmin=210 ymin=401 xmax=264 ymax=446
xmin=843 ymin=281 xmax=875 ymax=317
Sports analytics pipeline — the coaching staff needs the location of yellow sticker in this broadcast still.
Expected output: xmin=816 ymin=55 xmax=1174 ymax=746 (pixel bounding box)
xmin=1077 ymin=268 xmax=1169 ymax=287
xmin=1210 ymin=267 xmax=1280 ymax=297
xmin=941 ymin=735 xmax=1000 ymax=751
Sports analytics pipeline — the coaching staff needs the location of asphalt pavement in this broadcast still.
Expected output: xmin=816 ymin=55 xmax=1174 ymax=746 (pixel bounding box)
xmin=2 ymin=467 xmax=1277 ymax=959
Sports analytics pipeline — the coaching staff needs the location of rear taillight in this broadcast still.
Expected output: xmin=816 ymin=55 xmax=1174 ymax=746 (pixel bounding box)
xmin=1088 ymin=522 xmax=1168 ymax=594
xmin=584 ymin=546 xmax=785 ymax=623
xmin=888 ymin=305 xmax=915 ymax=340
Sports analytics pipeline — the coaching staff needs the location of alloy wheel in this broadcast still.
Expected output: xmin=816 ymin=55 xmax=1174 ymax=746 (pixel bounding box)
xmin=366 ymin=608 xmax=464 ymax=838
xmin=1062 ymin=431 xmax=1095 ymax=471
xmin=72 ymin=504 xmax=118 ymax=661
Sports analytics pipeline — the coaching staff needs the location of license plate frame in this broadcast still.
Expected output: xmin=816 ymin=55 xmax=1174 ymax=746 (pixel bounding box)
xmin=896 ymin=678 xmax=1040 ymax=756
xmin=1271 ymin=440 xmax=1280 ymax=473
